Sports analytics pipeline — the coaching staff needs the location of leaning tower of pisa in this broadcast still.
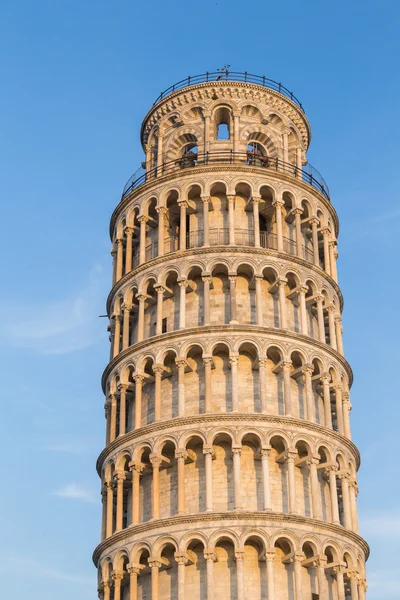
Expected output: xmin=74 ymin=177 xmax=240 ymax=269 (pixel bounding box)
xmin=95 ymin=71 xmax=368 ymax=600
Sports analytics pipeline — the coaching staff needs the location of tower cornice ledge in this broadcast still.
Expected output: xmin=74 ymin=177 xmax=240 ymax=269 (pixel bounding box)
xmin=106 ymin=246 xmax=344 ymax=314
xmin=92 ymin=511 xmax=369 ymax=566
xmin=101 ymin=325 xmax=353 ymax=391
xmin=111 ymin=164 xmax=337 ymax=236
xmin=96 ymin=412 xmax=360 ymax=475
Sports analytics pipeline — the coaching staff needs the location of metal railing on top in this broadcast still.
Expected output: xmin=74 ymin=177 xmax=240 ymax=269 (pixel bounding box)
xmin=152 ymin=71 xmax=304 ymax=111
xmin=122 ymin=151 xmax=330 ymax=201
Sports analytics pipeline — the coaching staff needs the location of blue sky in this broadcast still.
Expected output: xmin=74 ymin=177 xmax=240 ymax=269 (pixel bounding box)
xmin=0 ymin=1 xmax=399 ymax=598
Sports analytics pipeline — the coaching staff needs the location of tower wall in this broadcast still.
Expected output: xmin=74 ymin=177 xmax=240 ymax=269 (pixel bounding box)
xmin=95 ymin=74 xmax=368 ymax=600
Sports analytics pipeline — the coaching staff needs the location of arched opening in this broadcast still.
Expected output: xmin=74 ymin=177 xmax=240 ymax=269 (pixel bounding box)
xmin=185 ymin=539 xmax=207 ymax=599
xmin=185 ymin=344 xmax=204 ymax=414
xmin=214 ymin=107 xmax=231 ymax=140
xmin=160 ymin=350 xmax=178 ymax=420
xmin=266 ymin=346 xmax=284 ymax=415
xmin=301 ymin=542 xmax=318 ymax=598
xmin=163 ymin=271 xmax=180 ymax=332
xmin=141 ymin=357 xmax=155 ymax=425
xmin=212 ymin=433 xmax=234 ymax=511
xmin=262 ymin=267 xmax=280 ymax=328
xmin=269 ymin=435 xmax=288 ymax=512
xmin=210 ymin=264 xmax=230 ymax=325
xmin=209 ymin=182 xmax=229 ymax=243
xmin=213 ymin=538 xmax=237 ymax=599
xmin=158 ymin=543 xmax=178 ymax=598
xmin=211 ymin=343 xmax=232 ymax=412
xmin=317 ymin=446 xmax=331 ymax=521
xmin=237 ymin=342 xmax=259 ymax=412
xmin=294 ymin=440 xmax=312 ymax=516
xmin=165 ymin=190 xmax=180 ymax=254
xmin=137 ymin=548 xmax=151 ymax=599
xmin=186 ymin=266 xmax=203 ymax=327
xmin=159 ymin=441 xmax=178 ymax=518
xmin=274 ymin=538 xmax=295 ymax=600
xmin=290 ymin=351 xmax=306 ymax=419
xmin=187 ymin=185 xmax=203 ymax=248
xmin=259 ymin=185 xmax=275 ymax=249
xmin=184 ymin=436 xmax=206 ymax=513
xmin=241 ymin=434 xmax=263 ymax=510
xmin=138 ymin=448 xmax=152 ymax=523
xmin=236 ymin=264 xmax=256 ymax=324
xmin=243 ymin=536 xmax=266 ymax=599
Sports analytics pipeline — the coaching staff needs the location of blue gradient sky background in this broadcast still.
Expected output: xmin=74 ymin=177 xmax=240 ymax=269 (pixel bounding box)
xmin=0 ymin=1 xmax=399 ymax=598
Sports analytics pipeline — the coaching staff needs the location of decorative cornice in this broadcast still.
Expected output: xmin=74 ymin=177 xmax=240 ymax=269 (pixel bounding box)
xmin=110 ymin=164 xmax=338 ymax=237
xmin=140 ymin=81 xmax=311 ymax=148
xmin=101 ymin=325 xmax=353 ymax=391
xmin=92 ymin=511 xmax=369 ymax=566
xmin=106 ymin=246 xmax=344 ymax=314
xmin=96 ymin=412 xmax=360 ymax=474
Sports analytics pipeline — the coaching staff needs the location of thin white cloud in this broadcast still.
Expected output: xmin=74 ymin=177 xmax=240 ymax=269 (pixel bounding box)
xmin=359 ymin=512 xmax=400 ymax=536
xmin=54 ymin=483 xmax=97 ymax=504
xmin=42 ymin=434 xmax=100 ymax=455
xmin=0 ymin=556 xmax=93 ymax=585
xmin=0 ymin=264 xmax=107 ymax=355
xmin=367 ymin=570 xmax=400 ymax=596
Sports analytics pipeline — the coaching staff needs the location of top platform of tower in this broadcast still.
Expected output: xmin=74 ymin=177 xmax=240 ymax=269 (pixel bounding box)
xmin=140 ymin=71 xmax=312 ymax=150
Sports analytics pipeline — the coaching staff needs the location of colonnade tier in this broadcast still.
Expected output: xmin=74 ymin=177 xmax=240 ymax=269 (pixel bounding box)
xmin=110 ymin=174 xmax=339 ymax=287
xmin=96 ymin=77 xmax=368 ymax=600
xmin=107 ymin=251 xmax=343 ymax=362
xmin=99 ymin=418 xmax=360 ymax=536
xmin=96 ymin=519 xmax=367 ymax=600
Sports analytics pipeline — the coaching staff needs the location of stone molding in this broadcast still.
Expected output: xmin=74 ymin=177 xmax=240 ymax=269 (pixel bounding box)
xmin=106 ymin=246 xmax=343 ymax=313
xmin=140 ymin=81 xmax=311 ymax=148
xmin=92 ymin=510 xmax=369 ymax=566
xmin=101 ymin=324 xmax=353 ymax=392
xmin=110 ymin=164 xmax=338 ymax=237
xmin=96 ymin=412 xmax=360 ymax=474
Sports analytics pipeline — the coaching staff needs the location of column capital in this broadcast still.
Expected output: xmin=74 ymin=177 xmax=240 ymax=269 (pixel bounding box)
xmin=133 ymin=373 xmax=145 ymax=384
xmin=127 ymin=563 xmax=142 ymax=575
xmin=156 ymin=206 xmax=168 ymax=215
xmin=112 ymin=570 xmax=124 ymax=581
xmin=281 ymin=360 xmax=292 ymax=372
xmin=309 ymin=216 xmax=320 ymax=226
xmin=117 ymin=382 xmax=129 ymax=393
xmin=109 ymin=393 xmax=117 ymax=405
xmin=129 ymin=461 xmax=144 ymax=475
xmin=149 ymin=453 xmax=162 ymax=468
xmin=203 ymin=356 xmax=214 ymax=367
xmin=320 ymin=373 xmax=331 ymax=385
xmin=260 ymin=447 xmax=271 ymax=458
xmin=229 ymin=354 xmax=239 ymax=366
xmin=294 ymin=552 xmax=306 ymax=563
xmin=315 ymin=556 xmax=327 ymax=568
xmin=265 ymin=549 xmax=276 ymax=562
xmin=327 ymin=304 xmax=337 ymax=313
xmin=121 ymin=303 xmax=132 ymax=313
xmin=284 ymin=450 xmax=298 ymax=463
xmin=148 ymin=558 xmax=162 ymax=569
xmin=203 ymin=445 xmax=214 ymax=456
xmin=154 ymin=284 xmax=166 ymax=295
xmin=277 ymin=277 xmax=288 ymax=286
xmin=292 ymin=207 xmax=303 ymax=216
xmin=302 ymin=364 xmax=314 ymax=377
xmin=258 ymin=357 xmax=267 ymax=367
xmin=231 ymin=445 xmax=242 ymax=456
xmin=201 ymin=195 xmax=212 ymax=204
xmin=227 ymin=194 xmax=236 ymax=203
xmin=252 ymin=195 xmax=261 ymax=203
xmin=272 ymin=199 xmax=284 ymax=208
xmin=228 ymin=274 xmax=237 ymax=283
xmin=138 ymin=215 xmax=149 ymax=224
xmin=320 ymin=227 xmax=331 ymax=236
xmin=204 ymin=550 xmax=217 ymax=562
xmin=177 ymin=199 xmax=189 ymax=208
xmin=337 ymin=470 xmax=351 ymax=481
xmin=306 ymin=456 xmax=320 ymax=467
xmin=299 ymin=285 xmax=309 ymax=294
xmin=136 ymin=293 xmax=148 ymax=302
xmin=114 ymin=471 xmax=126 ymax=482
xmin=234 ymin=551 xmax=245 ymax=561
xmin=324 ymin=464 xmax=338 ymax=475
xmin=124 ymin=226 xmax=134 ymax=235
xmin=315 ymin=294 xmax=324 ymax=304
xmin=174 ymin=552 xmax=189 ymax=565
xmin=177 ymin=278 xmax=188 ymax=288
xmin=201 ymin=273 xmax=212 ymax=283
xmin=175 ymin=358 xmax=188 ymax=369
xmin=152 ymin=364 xmax=164 ymax=375
xmin=175 ymin=449 xmax=188 ymax=461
